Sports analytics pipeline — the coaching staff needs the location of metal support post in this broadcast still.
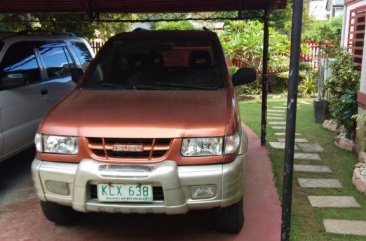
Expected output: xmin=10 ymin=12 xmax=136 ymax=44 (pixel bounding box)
xmin=281 ymin=0 xmax=303 ymax=241
xmin=261 ymin=7 xmax=269 ymax=146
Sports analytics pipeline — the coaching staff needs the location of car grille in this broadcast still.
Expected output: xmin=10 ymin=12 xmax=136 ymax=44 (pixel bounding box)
xmin=90 ymin=185 xmax=165 ymax=201
xmin=86 ymin=138 xmax=171 ymax=160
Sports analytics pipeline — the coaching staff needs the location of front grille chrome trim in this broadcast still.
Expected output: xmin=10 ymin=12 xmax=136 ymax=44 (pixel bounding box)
xmin=87 ymin=138 xmax=172 ymax=160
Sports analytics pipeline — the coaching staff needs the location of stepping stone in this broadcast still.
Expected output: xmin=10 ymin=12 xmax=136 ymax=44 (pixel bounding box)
xmin=274 ymin=132 xmax=301 ymax=136
xmin=277 ymin=138 xmax=308 ymax=143
xmin=273 ymin=106 xmax=287 ymax=109
xmin=298 ymin=100 xmax=311 ymax=105
xmin=269 ymin=142 xmax=298 ymax=150
xmin=324 ymin=219 xmax=366 ymax=236
xmin=268 ymin=116 xmax=285 ymax=120
xmin=271 ymin=126 xmax=286 ymax=130
xmin=294 ymin=153 xmax=321 ymax=160
xmin=268 ymin=121 xmax=286 ymax=125
xmin=268 ymin=109 xmax=286 ymax=113
xmin=267 ymin=113 xmax=284 ymax=116
xmin=308 ymin=196 xmax=360 ymax=208
xmin=298 ymin=178 xmax=342 ymax=188
xmin=294 ymin=164 xmax=331 ymax=173
xmin=297 ymin=143 xmax=324 ymax=153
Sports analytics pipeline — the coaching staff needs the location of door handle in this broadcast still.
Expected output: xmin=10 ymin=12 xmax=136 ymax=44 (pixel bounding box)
xmin=40 ymin=88 xmax=48 ymax=95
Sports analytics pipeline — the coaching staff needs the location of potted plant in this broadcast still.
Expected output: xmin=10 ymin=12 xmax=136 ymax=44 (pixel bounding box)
xmin=312 ymin=58 xmax=330 ymax=123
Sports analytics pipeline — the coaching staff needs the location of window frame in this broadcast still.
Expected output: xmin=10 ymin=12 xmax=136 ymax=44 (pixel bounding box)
xmin=0 ymin=41 xmax=44 ymax=88
xmin=348 ymin=6 xmax=366 ymax=66
xmin=35 ymin=41 xmax=75 ymax=81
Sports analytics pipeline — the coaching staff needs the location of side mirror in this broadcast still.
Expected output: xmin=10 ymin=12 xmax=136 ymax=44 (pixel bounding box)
xmin=70 ymin=68 xmax=84 ymax=82
xmin=232 ymin=68 xmax=256 ymax=86
xmin=1 ymin=73 xmax=26 ymax=89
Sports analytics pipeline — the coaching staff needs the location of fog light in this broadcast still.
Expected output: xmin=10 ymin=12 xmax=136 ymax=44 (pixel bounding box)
xmin=191 ymin=185 xmax=216 ymax=199
xmin=45 ymin=180 xmax=69 ymax=195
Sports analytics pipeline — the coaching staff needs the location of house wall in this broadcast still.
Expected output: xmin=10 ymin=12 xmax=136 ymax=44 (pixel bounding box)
xmin=341 ymin=0 xmax=366 ymax=48
xmin=345 ymin=0 xmax=366 ymax=150
xmin=309 ymin=0 xmax=330 ymax=20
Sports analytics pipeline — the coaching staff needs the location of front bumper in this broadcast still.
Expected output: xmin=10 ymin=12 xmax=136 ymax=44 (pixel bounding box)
xmin=32 ymin=155 xmax=246 ymax=215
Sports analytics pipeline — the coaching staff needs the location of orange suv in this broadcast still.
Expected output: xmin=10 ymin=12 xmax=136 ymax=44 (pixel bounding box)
xmin=32 ymin=30 xmax=256 ymax=233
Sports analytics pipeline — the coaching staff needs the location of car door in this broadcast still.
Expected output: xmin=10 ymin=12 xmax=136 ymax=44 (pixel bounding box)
xmin=0 ymin=41 xmax=46 ymax=159
xmin=36 ymin=41 xmax=76 ymax=109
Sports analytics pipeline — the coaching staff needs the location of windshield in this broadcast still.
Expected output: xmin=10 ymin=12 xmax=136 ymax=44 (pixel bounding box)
xmin=82 ymin=37 xmax=225 ymax=90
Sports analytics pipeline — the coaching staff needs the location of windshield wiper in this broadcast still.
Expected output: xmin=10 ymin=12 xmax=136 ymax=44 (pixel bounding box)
xmin=135 ymin=82 xmax=219 ymax=90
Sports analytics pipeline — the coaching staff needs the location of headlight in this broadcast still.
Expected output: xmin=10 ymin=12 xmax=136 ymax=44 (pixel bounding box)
xmin=225 ymin=132 xmax=241 ymax=154
xmin=181 ymin=132 xmax=241 ymax=157
xmin=35 ymin=133 xmax=78 ymax=154
xmin=181 ymin=137 xmax=223 ymax=156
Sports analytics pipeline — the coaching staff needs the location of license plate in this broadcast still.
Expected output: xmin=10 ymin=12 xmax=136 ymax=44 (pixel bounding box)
xmin=97 ymin=184 xmax=153 ymax=202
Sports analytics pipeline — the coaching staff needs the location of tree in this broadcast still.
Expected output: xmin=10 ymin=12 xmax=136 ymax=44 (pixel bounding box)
xmin=220 ymin=20 xmax=290 ymax=74
xmin=0 ymin=13 xmax=131 ymax=40
xmin=154 ymin=21 xmax=195 ymax=30
xmin=302 ymin=16 xmax=343 ymax=44
xmin=270 ymin=0 xmax=312 ymax=36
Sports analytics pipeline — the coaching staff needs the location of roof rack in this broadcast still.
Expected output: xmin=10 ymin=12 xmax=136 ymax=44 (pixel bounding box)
xmin=17 ymin=30 xmax=77 ymax=37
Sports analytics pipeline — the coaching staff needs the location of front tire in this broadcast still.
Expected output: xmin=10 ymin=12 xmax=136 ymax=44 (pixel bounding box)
xmin=215 ymin=199 xmax=244 ymax=233
xmin=40 ymin=201 xmax=84 ymax=225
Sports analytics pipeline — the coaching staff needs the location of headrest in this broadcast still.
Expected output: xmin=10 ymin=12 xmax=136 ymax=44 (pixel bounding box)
xmin=152 ymin=53 xmax=164 ymax=67
xmin=128 ymin=54 xmax=147 ymax=70
xmin=189 ymin=50 xmax=212 ymax=67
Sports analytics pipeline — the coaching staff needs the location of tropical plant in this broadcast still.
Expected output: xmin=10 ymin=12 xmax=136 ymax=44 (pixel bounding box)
xmin=220 ymin=20 xmax=291 ymax=74
xmin=299 ymin=75 xmax=316 ymax=96
xmin=324 ymin=48 xmax=361 ymax=138
xmin=153 ymin=21 xmax=195 ymax=30
xmin=302 ymin=16 xmax=342 ymax=45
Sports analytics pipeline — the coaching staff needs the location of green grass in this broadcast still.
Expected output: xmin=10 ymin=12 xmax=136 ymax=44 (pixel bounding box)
xmin=240 ymin=98 xmax=366 ymax=241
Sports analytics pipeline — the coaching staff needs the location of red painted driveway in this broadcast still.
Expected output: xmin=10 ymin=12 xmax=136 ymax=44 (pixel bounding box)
xmin=0 ymin=125 xmax=281 ymax=241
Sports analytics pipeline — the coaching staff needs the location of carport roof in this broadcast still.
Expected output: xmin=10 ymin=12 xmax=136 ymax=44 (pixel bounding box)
xmin=0 ymin=0 xmax=287 ymax=14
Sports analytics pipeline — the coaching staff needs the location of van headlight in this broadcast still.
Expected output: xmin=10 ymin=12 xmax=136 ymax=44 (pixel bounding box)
xmin=35 ymin=133 xmax=78 ymax=154
xmin=181 ymin=133 xmax=241 ymax=157
xmin=181 ymin=137 xmax=223 ymax=156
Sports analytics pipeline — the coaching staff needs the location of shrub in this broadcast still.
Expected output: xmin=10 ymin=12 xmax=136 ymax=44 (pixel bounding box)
xmin=303 ymin=17 xmax=342 ymax=45
xmin=154 ymin=21 xmax=195 ymax=30
xmin=324 ymin=48 xmax=361 ymax=138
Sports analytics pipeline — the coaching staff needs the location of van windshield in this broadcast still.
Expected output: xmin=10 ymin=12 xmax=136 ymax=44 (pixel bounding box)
xmin=82 ymin=37 xmax=225 ymax=90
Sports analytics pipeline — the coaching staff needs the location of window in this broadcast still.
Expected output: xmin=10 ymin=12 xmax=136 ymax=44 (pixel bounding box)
xmin=348 ymin=6 xmax=366 ymax=66
xmin=0 ymin=41 xmax=4 ymax=52
xmin=82 ymin=37 xmax=224 ymax=90
xmin=70 ymin=41 xmax=92 ymax=70
xmin=38 ymin=42 xmax=72 ymax=79
xmin=0 ymin=41 xmax=41 ymax=87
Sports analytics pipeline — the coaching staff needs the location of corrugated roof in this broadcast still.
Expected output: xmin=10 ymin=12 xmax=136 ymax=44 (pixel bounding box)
xmin=0 ymin=0 xmax=287 ymax=14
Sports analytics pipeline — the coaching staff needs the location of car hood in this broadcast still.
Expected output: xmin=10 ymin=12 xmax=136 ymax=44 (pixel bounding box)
xmin=40 ymin=89 xmax=229 ymax=138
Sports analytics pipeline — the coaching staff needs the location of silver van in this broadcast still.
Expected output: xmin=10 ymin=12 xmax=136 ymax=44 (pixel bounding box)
xmin=0 ymin=31 xmax=94 ymax=161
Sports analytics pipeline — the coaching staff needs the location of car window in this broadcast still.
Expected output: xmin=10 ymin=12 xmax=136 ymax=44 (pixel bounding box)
xmin=38 ymin=43 xmax=72 ymax=79
xmin=0 ymin=41 xmax=41 ymax=89
xmin=70 ymin=41 xmax=93 ymax=70
xmin=82 ymin=37 xmax=225 ymax=90
xmin=0 ymin=41 xmax=3 ymax=52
